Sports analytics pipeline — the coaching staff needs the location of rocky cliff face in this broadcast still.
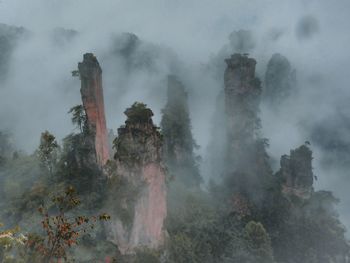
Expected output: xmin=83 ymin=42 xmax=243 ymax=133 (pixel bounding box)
xmin=277 ymin=144 xmax=314 ymax=199
xmin=161 ymin=75 xmax=201 ymax=187
xmin=106 ymin=102 xmax=166 ymax=254
xmin=78 ymin=53 xmax=110 ymax=167
xmin=224 ymin=54 xmax=266 ymax=171
xmin=223 ymin=54 xmax=273 ymax=209
xmin=224 ymin=54 xmax=261 ymax=160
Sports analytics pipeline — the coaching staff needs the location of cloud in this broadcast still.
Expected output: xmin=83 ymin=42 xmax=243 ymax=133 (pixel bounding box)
xmin=1 ymin=0 xmax=350 ymax=232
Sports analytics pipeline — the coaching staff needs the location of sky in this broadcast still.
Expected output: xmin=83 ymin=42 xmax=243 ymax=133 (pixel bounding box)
xmin=1 ymin=0 xmax=350 ymax=230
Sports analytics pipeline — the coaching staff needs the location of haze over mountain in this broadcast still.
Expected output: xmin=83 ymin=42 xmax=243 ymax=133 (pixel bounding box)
xmin=1 ymin=1 xmax=350 ymax=262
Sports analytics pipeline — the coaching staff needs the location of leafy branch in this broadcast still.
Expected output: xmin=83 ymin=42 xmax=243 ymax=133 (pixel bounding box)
xmin=27 ymin=187 xmax=110 ymax=263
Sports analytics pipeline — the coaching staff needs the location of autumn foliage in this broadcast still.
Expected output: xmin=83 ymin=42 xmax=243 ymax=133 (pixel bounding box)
xmin=26 ymin=186 xmax=110 ymax=263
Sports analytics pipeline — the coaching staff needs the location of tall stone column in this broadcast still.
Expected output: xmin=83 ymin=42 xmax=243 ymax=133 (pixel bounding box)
xmin=223 ymin=54 xmax=274 ymax=213
xmin=277 ymin=144 xmax=314 ymax=199
xmin=106 ymin=103 xmax=167 ymax=254
xmin=78 ymin=53 xmax=110 ymax=167
xmin=224 ymin=54 xmax=262 ymax=170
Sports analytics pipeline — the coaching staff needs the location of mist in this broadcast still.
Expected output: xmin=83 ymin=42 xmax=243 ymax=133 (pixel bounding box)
xmin=1 ymin=0 xmax=350 ymax=238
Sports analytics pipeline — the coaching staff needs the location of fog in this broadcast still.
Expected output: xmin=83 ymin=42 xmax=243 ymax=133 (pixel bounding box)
xmin=1 ymin=0 xmax=350 ymax=231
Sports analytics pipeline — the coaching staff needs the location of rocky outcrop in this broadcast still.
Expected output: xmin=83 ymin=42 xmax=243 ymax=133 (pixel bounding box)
xmin=224 ymin=53 xmax=263 ymax=170
xmin=78 ymin=53 xmax=110 ymax=167
xmin=277 ymin=144 xmax=314 ymax=199
xmin=223 ymin=54 xmax=273 ymax=208
xmin=161 ymin=75 xmax=201 ymax=187
xmin=264 ymin=53 xmax=296 ymax=107
xmin=106 ymin=102 xmax=166 ymax=254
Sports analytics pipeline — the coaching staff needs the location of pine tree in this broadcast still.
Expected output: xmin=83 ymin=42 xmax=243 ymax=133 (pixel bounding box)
xmin=37 ymin=131 xmax=59 ymax=176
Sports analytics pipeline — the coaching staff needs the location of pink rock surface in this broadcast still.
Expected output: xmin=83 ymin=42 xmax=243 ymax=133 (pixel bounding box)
xmin=78 ymin=53 xmax=110 ymax=167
